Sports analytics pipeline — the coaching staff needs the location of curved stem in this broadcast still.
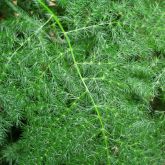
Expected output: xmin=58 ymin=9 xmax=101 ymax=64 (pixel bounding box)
xmin=37 ymin=1 xmax=110 ymax=164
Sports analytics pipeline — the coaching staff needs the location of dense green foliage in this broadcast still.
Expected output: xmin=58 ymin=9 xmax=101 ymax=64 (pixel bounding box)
xmin=0 ymin=0 xmax=165 ymax=164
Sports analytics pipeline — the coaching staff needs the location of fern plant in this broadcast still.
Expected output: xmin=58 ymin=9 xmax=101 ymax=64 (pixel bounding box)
xmin=0 ymin=0 xmax=165 ymax=164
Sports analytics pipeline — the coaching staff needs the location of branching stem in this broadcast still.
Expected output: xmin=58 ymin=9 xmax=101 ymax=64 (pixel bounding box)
xmin=37 ymin=0 xmax=111 ymax=164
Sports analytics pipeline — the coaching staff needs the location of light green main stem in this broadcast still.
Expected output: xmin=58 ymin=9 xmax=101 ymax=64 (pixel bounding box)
xmin=37 ymin=1 xmax=110 ymax=164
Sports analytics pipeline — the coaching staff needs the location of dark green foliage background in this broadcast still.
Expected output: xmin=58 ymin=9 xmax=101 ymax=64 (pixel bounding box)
xmin=0 ymin=0 xmax=165 ymax=164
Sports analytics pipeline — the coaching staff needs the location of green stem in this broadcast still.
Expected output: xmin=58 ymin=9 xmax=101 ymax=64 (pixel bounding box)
xmin=36 ymin=1 xmax=110 ymax=164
